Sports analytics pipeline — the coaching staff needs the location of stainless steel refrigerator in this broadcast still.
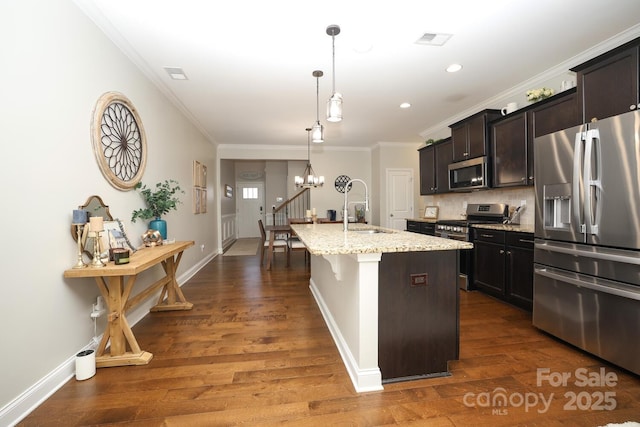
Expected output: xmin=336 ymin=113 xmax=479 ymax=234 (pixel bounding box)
xmin=534 ymin=109 xmax=640 ymax=375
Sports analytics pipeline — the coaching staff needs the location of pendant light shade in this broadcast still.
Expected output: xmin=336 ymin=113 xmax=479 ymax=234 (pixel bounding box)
xmin=326 ymin=25 xmax=342 ymax=122
xmin=312 ymin=70 xmax=324 ymax=143
xmin=295 ymin=128 xmax=324 ymax=188
xmin=311 ymin=121 xmax=324 ymax=143
xmin=327 ymin=92 xmax=343 ymax=123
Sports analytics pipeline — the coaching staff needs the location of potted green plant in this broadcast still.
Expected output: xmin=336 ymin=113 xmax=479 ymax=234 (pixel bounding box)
xmin=131 ymin=180 xmax=184 ymax=239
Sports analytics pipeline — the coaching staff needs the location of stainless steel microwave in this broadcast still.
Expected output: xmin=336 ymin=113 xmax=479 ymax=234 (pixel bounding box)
xmin=448 ymin=156 xmax=489 ymax=191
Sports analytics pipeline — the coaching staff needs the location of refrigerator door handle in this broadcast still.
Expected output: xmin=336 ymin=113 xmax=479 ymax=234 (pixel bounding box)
xmin=535 ymin=266 xmax=640 ymax=301
xmin=573 ymin=131 xmax=585 ymax=234
xmin=583 ymin=129 xmax=602 ymax=235
xmin=536 ymin=240 xmax=640 ymax=265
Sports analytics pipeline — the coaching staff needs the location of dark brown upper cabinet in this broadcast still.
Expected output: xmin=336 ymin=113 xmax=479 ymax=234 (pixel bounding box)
xmin=419 ymin=138 xmax=452 ymax=195
xmin=571 ymin=37 xmax=640 ymax=123
xmin=449 ymin=110 xmax=501 ymax=163
xmin=491 ymin=89 xmax=580 ymax=188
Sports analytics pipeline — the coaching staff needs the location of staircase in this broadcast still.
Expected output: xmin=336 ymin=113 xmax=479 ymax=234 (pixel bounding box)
xmin=271 ymin=188 xmax=310 ymax=225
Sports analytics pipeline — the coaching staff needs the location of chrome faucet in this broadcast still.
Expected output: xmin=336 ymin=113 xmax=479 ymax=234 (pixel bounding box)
xmin=343 ymin=178 xmax=369 ymax=231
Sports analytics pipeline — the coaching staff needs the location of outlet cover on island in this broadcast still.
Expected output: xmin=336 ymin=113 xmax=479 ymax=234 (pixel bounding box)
xmin=520 ymin=200 xmax=526 ymax=206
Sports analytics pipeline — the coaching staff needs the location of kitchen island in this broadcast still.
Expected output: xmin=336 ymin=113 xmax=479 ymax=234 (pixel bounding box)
xmin=290 ymin=223 xmax=472 ymax=392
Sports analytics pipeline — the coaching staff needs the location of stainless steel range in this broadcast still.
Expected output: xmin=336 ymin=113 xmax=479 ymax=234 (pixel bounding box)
xmin=436 ymin=203 xmax=508 ymax=290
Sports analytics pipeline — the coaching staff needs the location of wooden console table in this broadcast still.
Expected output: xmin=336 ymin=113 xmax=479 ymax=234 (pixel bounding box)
xmin=64 ymin=241 xmax=194 ymax=368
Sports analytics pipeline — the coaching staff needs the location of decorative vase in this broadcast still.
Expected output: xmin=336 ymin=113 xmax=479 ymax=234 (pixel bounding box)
xmin=149 ymin=217 xmax=167 ymax=240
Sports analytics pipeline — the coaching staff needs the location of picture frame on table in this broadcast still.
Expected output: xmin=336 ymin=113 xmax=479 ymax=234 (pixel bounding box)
xmin=424 ymin=206 xmax=439 ymax=220
xmin=101 ymin=220 xmax=137 ymax=254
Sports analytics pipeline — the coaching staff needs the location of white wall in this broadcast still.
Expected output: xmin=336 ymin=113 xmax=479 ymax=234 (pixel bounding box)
xmin=0 ymin=0 xmax=217 ymax=421
xmin=373 ymin=143 xmax=422 ymax=227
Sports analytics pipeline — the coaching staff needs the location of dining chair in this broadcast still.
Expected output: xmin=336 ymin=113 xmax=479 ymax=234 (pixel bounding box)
xmin=288 ymin=218 xmax=310 ymax=264
xmin=258 ymin=219 xmax=288 ymax=266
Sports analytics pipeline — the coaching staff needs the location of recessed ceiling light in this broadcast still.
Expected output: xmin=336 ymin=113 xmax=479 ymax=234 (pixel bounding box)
xmin=163 ymin=67 xmax=188 ymax=80
xmin=400 ymin=102 xmax=411 ymax=109
xmin=446 ymin=63 xmax=463 ymax=73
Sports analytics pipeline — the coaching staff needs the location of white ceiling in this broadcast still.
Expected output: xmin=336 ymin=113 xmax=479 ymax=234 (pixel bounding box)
xmin=76 ymin=0 xmax=640 ymax=149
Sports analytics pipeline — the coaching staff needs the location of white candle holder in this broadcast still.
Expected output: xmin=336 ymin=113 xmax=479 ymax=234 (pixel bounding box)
xmin=72 ymin=223 xmax=87 ymax=269
xmin=89 ymin=230 xmax=105 ymax=268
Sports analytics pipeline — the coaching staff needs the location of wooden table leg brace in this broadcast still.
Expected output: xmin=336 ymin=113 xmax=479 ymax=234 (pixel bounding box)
xmin=94 ymin=275 xmax=152 ymax=368
xmin=93 ymin=251 xmax=192 ymax=367
xmin=150 ymin=251 xmax=193 ymax=311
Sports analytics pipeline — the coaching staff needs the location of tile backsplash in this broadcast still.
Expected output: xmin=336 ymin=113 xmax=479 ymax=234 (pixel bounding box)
xmin=420 ymin=187 xmax=535 ymax=225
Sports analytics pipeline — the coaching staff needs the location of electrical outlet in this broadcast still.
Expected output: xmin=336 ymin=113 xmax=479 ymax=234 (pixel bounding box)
xmin=200 ymin=244 xmax=205 ymax=252
xmin=520 ymin=199 xmax=527 ymax=207
xmin=410 ymin=273 xmax=428 ymax=287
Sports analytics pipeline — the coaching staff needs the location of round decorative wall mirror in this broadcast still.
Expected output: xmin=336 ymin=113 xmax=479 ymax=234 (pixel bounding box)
xmin=91 ymin=92 xmax=147 ymax=191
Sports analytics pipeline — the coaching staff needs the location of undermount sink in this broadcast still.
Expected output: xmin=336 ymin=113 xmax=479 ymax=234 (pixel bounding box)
xmin=353 ymin=229 xmax=388 ymax=234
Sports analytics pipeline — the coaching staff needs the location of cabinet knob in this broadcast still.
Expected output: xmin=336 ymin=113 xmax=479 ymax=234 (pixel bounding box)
xmin=521 ymin=177 xmax=526 ymax=181
xmin=529 ymin=176 xmax=534 ymax=180
xmin=463 ymin=152 xmax=469 ymax=156
xmin=630 ymin=105 xmax=636 ymax=110
xmin=499 ymin=249 xmax=505 ymax=254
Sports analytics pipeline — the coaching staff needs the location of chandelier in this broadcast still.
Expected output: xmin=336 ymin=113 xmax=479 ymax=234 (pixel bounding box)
xmin=295 ymin=128 xmax=324 ymax=188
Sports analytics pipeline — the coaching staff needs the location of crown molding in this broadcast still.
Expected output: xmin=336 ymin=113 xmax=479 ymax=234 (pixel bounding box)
xmin=420 ymin=24 xmax=640 ymax=139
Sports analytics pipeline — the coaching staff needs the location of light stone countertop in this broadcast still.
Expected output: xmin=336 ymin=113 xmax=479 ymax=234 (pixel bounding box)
xmin=406 ymin=218 xmax=437 ymax=223
xmin=472 ymin=223 xmax=535 ymax=233
xmin=291 ymin=223 xmax=472 ymax=255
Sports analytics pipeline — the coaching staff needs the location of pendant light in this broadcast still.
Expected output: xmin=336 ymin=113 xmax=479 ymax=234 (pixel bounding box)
xmin=295 ymin=128 xmax=325 ymax=188
xmin=326 ymin=24 xmax=342 ymax=122
xmin=312 ymin=70 xmax=324 ymax=143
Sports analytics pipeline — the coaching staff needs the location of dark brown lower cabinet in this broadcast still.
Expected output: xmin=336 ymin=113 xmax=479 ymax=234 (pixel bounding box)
xmin=505 ymin=232 xmax=534 ymax=310
xmin=378 ymin=250 xmax=459 ymax=382
xmin=473 ymin=232 xmax=506 ymax=294
xmin=473 ymin=229 xmax=533 ymax=311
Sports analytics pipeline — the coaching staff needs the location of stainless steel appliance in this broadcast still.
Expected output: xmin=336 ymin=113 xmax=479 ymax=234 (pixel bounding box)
xmin=436 ymin=203 xmax=508 ymax=290
xmin=448 ymin=156 xmax=490 ymax=191
xmin=534 ymin=110 xmax=640 ymax=375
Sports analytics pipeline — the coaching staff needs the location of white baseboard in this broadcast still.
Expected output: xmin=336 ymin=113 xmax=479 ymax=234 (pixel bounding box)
xmin=309 ymin=278 xmax=383 ymax=393
xmin=0 ymin=253 xmax=218 ymax=427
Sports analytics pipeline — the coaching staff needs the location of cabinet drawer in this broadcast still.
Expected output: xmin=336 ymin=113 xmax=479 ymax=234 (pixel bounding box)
xmin=506 ymin=232 xmax=534 ymax=249
xmin=473 ymin=228 xmax=505 ymax=244
xmin=420 ymin=222 xmax=435 ymax=235
xmin=406 ymin=221 xmax=420 ymax=232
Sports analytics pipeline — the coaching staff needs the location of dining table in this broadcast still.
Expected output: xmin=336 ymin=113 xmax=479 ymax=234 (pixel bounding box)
xmin=264 ymin=224 xmax=291 ymax=270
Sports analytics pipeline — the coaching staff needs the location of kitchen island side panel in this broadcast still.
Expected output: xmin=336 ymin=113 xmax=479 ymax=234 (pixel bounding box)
xmin=309 ymin=253 xmax=383 ymax=392
xmin=378 ymin=250 xmax=459 ymax=382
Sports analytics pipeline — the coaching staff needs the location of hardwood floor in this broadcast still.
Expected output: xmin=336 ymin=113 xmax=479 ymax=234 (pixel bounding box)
xmin=21 ymin=252 xmax=639 ymax=426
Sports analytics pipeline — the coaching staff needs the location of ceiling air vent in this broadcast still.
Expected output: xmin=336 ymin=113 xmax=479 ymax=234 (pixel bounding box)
xmin=415 ymin=33 xmax=452 ymax=46
xmin=163 ymin=67 xmax=188 ymax=80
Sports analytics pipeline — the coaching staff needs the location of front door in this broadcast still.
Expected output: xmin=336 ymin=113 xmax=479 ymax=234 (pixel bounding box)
xmin=237 ymin=182 xmax=265 ymax=238
xmin=386 ymin=168 xmax=414 ymax=230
